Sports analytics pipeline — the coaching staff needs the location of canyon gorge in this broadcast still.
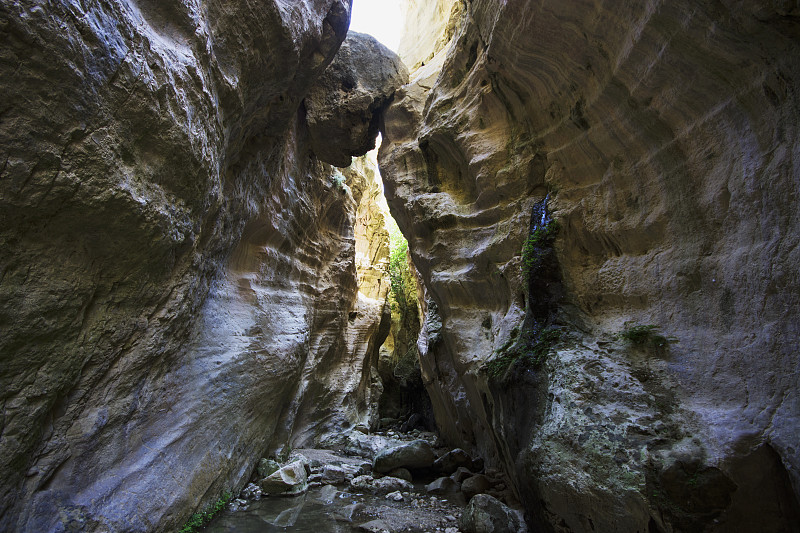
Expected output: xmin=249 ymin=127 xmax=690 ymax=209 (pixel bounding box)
xmin=1 ymin=0 xmax=799 ymax=532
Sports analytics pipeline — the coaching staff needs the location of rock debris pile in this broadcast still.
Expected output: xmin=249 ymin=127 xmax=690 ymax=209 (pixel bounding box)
xmin=212 ymin=426 xmax=525 ymax=533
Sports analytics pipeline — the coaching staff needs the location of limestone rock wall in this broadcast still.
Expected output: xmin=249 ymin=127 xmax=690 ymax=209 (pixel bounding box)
xmin=306 ymin=31 xmax=408 ymax=167
xmin=0 ymin=0 xmax=399 ymax=531
xmin=381 ymin=1 xmax=800 ymax=531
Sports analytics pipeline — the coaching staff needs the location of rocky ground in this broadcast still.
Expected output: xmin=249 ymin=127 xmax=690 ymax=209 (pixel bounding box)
xmin=208 ymin=422 xmax=526 ymax=532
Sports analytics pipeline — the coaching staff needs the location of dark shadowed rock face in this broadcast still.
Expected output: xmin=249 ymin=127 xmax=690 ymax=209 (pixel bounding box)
xmin=0 ymin=0 xmax=400 ymax=531
xmin=305 ymin=31 xmax=409 ymax=167
xmin=381 ymin=0 xmax=800 ymax=531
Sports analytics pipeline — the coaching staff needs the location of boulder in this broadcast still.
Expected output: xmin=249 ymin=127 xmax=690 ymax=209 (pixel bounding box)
xmin=426 ymin=476 xmax=460 ymax=494
xmin=373 ymin=439 xmax=435 ymax=473
xmin=462 ymin=474 xmax=492 ymax=501
xmin=373 ymin=476 xmax=414 ymax=495
xmin=434 ymin=448 xmax=473 ymax=475
xmin=459 ymin=494 xmax=526 ymax=533
xmin=304 ymin=32 xmax=409 ymax=167
xmin=259 ymin=460 xmax=309 ymax=496
xmin=400 ymin=413 xmax=423 ymax=432
xmin=451 ymin=466 xmax=474 ymax=483
xmin=321 ymin=465 xmax=348 ymax=485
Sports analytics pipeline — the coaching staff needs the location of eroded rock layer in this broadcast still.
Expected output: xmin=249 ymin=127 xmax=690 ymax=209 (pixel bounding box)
xmin=0 ymin=1 xmax=402 ymax=531
xmin=381 ymin=1 xmax=800 ymax=531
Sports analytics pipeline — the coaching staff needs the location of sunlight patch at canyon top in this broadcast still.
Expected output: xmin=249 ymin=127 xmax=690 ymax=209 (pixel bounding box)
xmin=349 ymin=0 xmax=403 ymax=52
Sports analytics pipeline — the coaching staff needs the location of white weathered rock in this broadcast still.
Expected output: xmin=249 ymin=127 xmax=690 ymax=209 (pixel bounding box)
xmin=350 ymin=474 xmax=413 ymax=495
xmin=385 ymin=490 xmax=404 ymax=501
xmin=259 ymin=461 xmax=309 ymax=496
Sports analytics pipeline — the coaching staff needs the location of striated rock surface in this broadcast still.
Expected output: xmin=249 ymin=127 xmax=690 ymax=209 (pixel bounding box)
xmin=0 ymin=0 xmax=402 ymax=531
xmin=397 ymin=0 xmax=462 ymax=71
xmin=382 ymin=1 xmax=800 ymax=531
xmin=305 ymin=31 xmax=409 ymax=167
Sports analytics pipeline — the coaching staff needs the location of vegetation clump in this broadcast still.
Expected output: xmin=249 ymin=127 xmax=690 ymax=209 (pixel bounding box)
xmin=521 ymin=219 xmax=559 ymax=284
xmin=330 ymin=170 xmax=348 ymax=192
xmin=179 ymin=491 xmax=232 ymax=533
xmin=617 ymin=324 xmax=677 ymax=350
xmin=386 ymin=216 xmax=415 ymax=315
xmin=485 ymin=326 xmax=561 ymax=379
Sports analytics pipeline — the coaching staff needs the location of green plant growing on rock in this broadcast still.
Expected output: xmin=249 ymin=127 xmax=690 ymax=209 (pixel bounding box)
xmin=179 ymin=491 xmax=232 ymax=533
xmin=521 ymin=219 xmax=559 ymax=284
xmin=485 ymin=326 xmax=561 ymax=378
xmin=618 ymin=324 xmax=677 ymax=350
xmin=387 ymin=216 xmax=415 ymax=315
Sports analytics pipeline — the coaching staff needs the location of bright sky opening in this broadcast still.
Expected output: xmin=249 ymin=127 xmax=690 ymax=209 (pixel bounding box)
xmin=349 ymin=0 xmax=404 ymax=52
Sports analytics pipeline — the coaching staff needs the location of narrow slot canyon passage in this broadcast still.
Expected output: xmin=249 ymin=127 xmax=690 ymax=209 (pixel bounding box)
xmin=1 ymin=1 xmax=800 ymax=533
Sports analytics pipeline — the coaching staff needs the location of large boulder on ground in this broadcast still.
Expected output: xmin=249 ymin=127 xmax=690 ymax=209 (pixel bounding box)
xmin=459 ymin=494 xmax=526 ymax=533
xmin=374 ymin=439 xmax=436 ymax=473
xmin=462 ymin=474 xmax=492 ymax=501
xmin=434 ymin=448 xmax=473 ymax=474
xmin=426 ymin=476 xmax=460 ymax=494
xmin=259 ymin=461 xmax=309 ymax=496
xmin=304 ymin=31 xmax=409 ymax=167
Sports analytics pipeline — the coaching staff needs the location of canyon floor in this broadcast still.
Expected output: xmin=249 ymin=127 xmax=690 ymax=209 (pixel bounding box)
xmin=205 ymin=424 xmax=524 ymax=533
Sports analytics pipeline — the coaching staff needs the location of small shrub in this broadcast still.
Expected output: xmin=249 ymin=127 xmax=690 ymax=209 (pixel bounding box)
xmin=330 ymin=170 xmax=348 ymax=192
xmin=386 ymin=216 xmax=416 ymax=315
xmin=617 ymin=324 xmax=677 ymax=350
xmin=179 ymin=491 xmax=232 ymax=533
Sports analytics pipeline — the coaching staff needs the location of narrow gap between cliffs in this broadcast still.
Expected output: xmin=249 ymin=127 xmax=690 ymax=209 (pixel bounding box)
xmin=194 ymin=2 xmax=497 ymax=528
